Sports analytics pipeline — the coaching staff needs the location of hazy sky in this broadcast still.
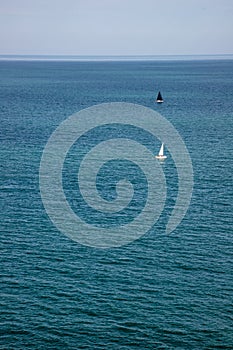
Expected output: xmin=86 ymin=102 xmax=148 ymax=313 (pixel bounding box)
xmin=0 ymin=0 xmax=233 ymax=55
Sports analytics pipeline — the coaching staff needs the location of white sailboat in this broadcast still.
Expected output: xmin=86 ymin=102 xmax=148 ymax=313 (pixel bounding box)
xmin=155 ymin=143 xmax=167 ymax=160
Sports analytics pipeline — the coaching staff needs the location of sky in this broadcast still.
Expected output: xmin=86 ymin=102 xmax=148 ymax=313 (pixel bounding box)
xmin=0 ymin=0 xmax=233 ymax=56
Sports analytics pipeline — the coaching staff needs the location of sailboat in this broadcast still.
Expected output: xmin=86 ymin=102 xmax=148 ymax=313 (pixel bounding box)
xmin=156 ymin=91 xmax=163 ymax=103
xmin=155 ymin=143 xmax=167 ymax=160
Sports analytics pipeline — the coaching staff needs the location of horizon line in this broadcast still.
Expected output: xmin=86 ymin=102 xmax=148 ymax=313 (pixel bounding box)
xmin=0 ymin=53 xmax=233 ymax=62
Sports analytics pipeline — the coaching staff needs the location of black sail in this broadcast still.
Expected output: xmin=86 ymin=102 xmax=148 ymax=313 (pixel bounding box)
xmin=157 ymin=91 xmax=163 ymax=101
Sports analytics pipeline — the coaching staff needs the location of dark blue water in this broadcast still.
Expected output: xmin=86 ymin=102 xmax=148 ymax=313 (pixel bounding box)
xmin=1 ymin=60 xmax=233 ymax=349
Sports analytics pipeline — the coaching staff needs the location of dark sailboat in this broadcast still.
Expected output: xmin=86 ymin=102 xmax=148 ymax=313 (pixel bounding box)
xmin=156 ymin=91 xmax=163 ymax=103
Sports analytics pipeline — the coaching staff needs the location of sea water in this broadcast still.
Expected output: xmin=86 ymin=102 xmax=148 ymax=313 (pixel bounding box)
xmin=1 ymin=59 xmax=233 ymax=349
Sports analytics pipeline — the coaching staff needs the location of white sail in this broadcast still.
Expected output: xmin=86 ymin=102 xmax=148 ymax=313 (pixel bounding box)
xmin=158 ymin=143 xmax=164 ymax=156
xmin=155 ymin=143 xmax=167 ymax=160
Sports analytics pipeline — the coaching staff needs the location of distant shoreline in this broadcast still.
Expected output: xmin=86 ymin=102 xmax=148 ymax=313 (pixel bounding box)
xmin=0 ymin=54 xmax=233 ymax=62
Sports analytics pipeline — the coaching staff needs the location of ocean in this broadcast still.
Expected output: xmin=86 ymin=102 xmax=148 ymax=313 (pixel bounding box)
xmin=1 ymin=58 xmax=233 ymax=349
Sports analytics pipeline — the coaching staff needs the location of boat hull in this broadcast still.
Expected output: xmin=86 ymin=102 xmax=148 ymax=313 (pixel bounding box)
xmin=155 ymin=155 xmax=167 ymax=160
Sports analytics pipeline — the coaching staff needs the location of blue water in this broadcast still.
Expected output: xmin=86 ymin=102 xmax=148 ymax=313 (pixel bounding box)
xmin=1 ymin=59 xmax=233 ymax=349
